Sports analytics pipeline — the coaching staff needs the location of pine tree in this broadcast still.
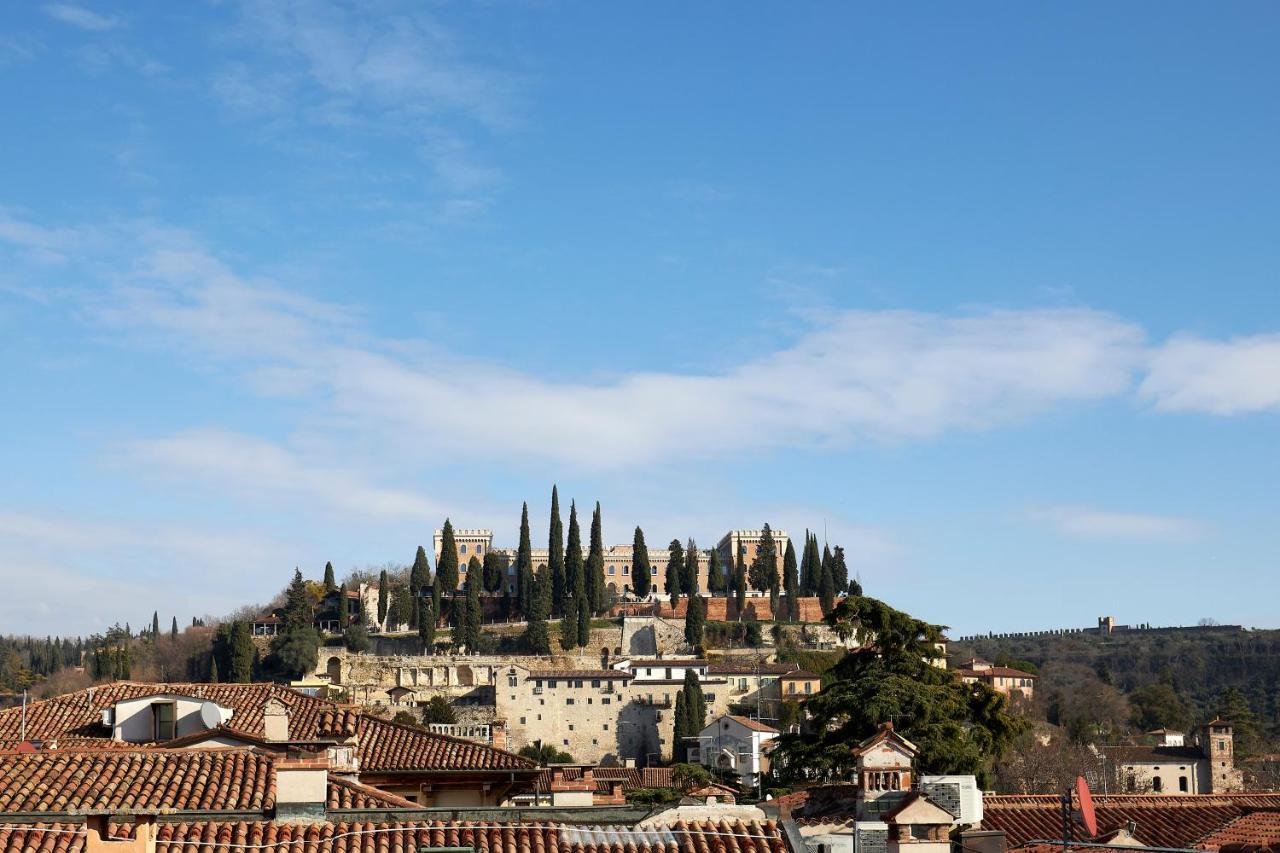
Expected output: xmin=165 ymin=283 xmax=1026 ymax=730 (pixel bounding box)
xmin=269 ymin=569 xmax=320 ymax=679
xmin=706 ymin=548 xmax=724 ymax=594
xmin=323 ymin=561 xmax=337 ymax=594
xmin=734 ymin=543 xmax=748 ymax=618
xmin=665 ymin=539 xmax=684 ymax=610
xmin=549 ymin=486 xmax=565 ymax=618
xmin=685 ymin=594 xmax=706 ymax=648
xmin=588 ymin=502 xmax=606 ymax=614
xmin=563 ymin=502 xmax=585 ymax=648
xmin=782 ymin=539 xmax=799 ymax=622
xmin=283 ymin=568 xmax=312 ymax=629
xmin=377 ymin=570 xmax=389 ymax=626
xmin=631 ymin=527 xmax=652 ymax=598
xmin=437 ymin=520 xmax=460 ymax=612
xmin=748 ymin=525 xmax=778 ymax=594
xmin=684 ymin=538 xmax=699 ymax=597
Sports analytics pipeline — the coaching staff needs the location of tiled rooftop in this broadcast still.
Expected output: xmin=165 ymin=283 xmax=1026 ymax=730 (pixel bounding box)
xmin=0 ymin=818 xmax=789 ymax=853
xmin=356 ymin=716 xmax=534 ymax=773
xmin=1196 ymin=811 xmax=1280 ymax=849
xmin=985 ymin=793 xmax=1280 ymax=849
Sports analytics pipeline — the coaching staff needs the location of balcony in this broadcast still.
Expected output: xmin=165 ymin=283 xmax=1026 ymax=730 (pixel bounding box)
xmin=634 ymin=696 xmax=672 ymax=708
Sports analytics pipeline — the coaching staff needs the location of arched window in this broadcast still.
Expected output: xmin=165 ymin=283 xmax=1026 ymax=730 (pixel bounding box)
xmin=460 ymin=544 xmax=468 ymax=555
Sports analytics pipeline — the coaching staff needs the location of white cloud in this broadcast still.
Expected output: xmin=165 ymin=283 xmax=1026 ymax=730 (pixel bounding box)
xmin=42 ymin=3 xmax=121 ymax=31
xmin=1141 ymin=333 xmax=1280 ymax=415
xmin=118 ymin=428 xmax=441 ymax=521
xmin=1029 ymin=506 xmax=1205 ymax=541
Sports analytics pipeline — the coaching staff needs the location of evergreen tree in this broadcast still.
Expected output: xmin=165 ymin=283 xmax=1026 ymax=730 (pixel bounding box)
xmin=323 ymin=561 xmax=337 ymax=594
xmin=436 ymin=520 xmax=460 ymax=618
xmin=209 ymin=654 xmax=219 ymax=683
xmin=269 ymin=569 xmax=320 ymax=679
xmin=818 ymin=556 xmax=836 ymax=615
xmin=576 ymin=579 xmax=591 ymax=647
xmin=820 ymin=543 xmax=833 ymax=595
xmin=684 ymin=538 xmax=699 ymax=596
xmin=734 ymin=543 xmax=748 ymax=618
xmin=587 ymin=502 xmax=606 ymax=614
xmin=518 ymin=562 xmax=534 ymax=619
xmin=685 ymin=594 xmax=706 ymax=648
xmin=563 ymin=502 xmax=585 ymax=647
xmin=631 ymin=527 xmax=652 ymax=598
xmin=461 ymin=564 xmax=483 ymax=652
xmin=673 ymin=690 xmax=688 ymax=762
xmin=483 ymin=550 xmax=509 ymax=594
xmin=782 ymin=539 xmax=799 ymax=621
xmin=517 ymin=501 xmax=534 ymax=607
xmin=229 ymin=620 xmax=254 ymax=682
xmin=549 ymin=486 xmax=565 ymax=617
xmin=337 ymin=582 xmax=347 ymax=627
xmin=170 ymin=616 xmax=178 ymax=640
xmin=409 ymin=546 xmax=431 ymax=629
xmin=525 ymin=563 xmax=552 ymax=654
xmin=799 ymin=530 xmax=816 ymax=596
xmin=665 ymin=539 xmax=684 ymax=610
xmin=151 ymin=611 xmax=160 ymax=640
xmin=418 ymin=596 xmax=436 ymax=652
xmin=832 ymin=545 xmax=849 ymax=593
xmin=706 ymin=548 xmax=724 ymax=595
xmin=748 ymin=525 xmax=778 ymax=594
xmin=377 ymin=570 xmax=389 ymax=625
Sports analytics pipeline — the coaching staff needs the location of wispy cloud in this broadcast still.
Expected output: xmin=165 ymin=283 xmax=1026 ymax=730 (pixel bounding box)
xmin=42 ymin=3 xmax=122 ymax=32
xmin=1028 ymin=506 xmax=1205 ymax=542
xmin=1141 ymin=333 xmax=1280 ymax=415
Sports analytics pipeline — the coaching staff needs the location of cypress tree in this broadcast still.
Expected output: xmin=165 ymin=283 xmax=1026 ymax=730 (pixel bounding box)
xmin=409 ymin=546 xmax=431 ymax=629
xmin=229 ymin=620 xmax=254 ymax=682
xmin=588 ymin=502 xmax=606 ymax=614
xmin=209 ymin=654 xmax=219 ymax=683
xmin=151 ymin=611 xmax=160 ymax=640
xmin=820 ymin=543 xmax=833 ymax=594
xmin=418 ymin=596 xmax=436 ymax=651
xmin=437 ymin=520 xmax=460 ymax=606
xmin=463 ymin=564 xmax=482 ymax=652
xmin=733 ymin=543 xmax=748 ymax=618
xmin=673 ymin=690 xmax=688 ymax=762
xmin=685 ymin=593 xmax=705 ymax=648
xmin=483 ymin=550 xmax=509 ymax=594
xmin=832 ymin=545 xmax=849 ymax=593
xmin=377 ymin=570 xmax=389 ymax=625
xmin=665 ymin=539 xmax=684 ymax=610
xmin=782 ymin=540 xmax=799 ymax=621
xmin=518 ymin=563 xmax=534 ymax=619
xmin=818 ymin=556 xmax=836 ymax=615
xmin=748 ymin=525 xmax=777 ymax=594
xmin=683 ymin=538 xmax=699 ymax=596
xmin=337 ymin=582 xmax=347 ymax=627
xmin=564 ymin=502 xmax=584 ymax=647
xmin=525 ymin=563 xmax=551 ymax=654
xmin=706 ymin=548 xmax=724 ymax=595
xmin=631 ymin=527 xmax=652 ymax=598
xmin=548 ymin=486 xmax=565 ymax=618
xmin=323 ymin=561 xmax=337 ymax=594
xmin=576 ymin=577 xmax=590 ymax=647
xmin=799 ymin=531 xmax=815 ymax=596
xmin=517 ymin=502 xmax=534 ymax=614
xmin=170 ymin=616 xmax=178 ymax=640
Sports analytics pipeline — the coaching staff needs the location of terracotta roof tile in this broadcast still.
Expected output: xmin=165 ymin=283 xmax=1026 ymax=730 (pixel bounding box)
xmin=356 ymin=717 xmax=536 ymax=773
xmin=1196 ymin=811 xmax=1280 ymax=849
xmin=0 ymin=819 xmax=790 ymax=853
xmin=986 ymin=793 xmax=1280 ymax=849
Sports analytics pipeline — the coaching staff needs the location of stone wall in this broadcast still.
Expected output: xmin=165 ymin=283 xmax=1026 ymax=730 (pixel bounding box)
xmin=619 ymin=616 xmax=689 ymax=656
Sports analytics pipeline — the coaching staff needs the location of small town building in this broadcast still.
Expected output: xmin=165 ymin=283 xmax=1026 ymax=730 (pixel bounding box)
xmin=689 ymin=714 xmax=780 ymax=791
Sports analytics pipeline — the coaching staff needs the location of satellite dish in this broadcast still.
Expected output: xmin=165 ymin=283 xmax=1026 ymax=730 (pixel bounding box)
xmin=199 ymin=701 xmax=223 ymax=730
xmin=1076 ymin=775 xmax=1098 ymax=837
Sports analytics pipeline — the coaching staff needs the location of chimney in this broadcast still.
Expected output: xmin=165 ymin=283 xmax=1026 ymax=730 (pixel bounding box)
xmin=263 ymin=698 xmax=290 ymax=742
xmin=274 ymin=756 xmax=328 ymax=820
xmin=84 ymin=815 xmax=156 ymax=853
xmin=490 ymin=720 xmax=507 ymax=751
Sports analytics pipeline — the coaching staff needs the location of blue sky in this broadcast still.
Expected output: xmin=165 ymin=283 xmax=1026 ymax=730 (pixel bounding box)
xmin=1 ymin=2 xmax=1277 ymax=637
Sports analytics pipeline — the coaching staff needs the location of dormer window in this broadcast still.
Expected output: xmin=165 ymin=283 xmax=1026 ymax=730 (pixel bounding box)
xmin=151 ymin=701 xmax=176 ymax=741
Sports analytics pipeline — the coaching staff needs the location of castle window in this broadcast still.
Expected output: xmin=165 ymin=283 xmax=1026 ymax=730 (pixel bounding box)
xmin=460 ymin=545 xmax=467 ymax=555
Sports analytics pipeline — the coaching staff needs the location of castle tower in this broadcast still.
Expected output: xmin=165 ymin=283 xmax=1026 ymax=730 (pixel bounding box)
xmin=1201 ymin=718 xmax=1242 ymax=792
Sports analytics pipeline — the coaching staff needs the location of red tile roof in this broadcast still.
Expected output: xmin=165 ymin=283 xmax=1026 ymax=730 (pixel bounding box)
xmin=986 ymin=793 xmax=1280 ymax=849
xmin=708 ymin=662 xmax=798 ymax=675
xmin=0 ymin=818 xmax=790 ymax=853
xmin=0 ymin=747 xmax=413 ymax=816
xmin=1196 ymin=811 xmax=1280 ymax=849
xmin=526 ymin=671 xmax=633 ymax=680
xmin=355 ymin=716 xmax=535 ymax=773
xmin=0 ymin=683 xmax=535 ymax=775
xmin=721 ymin=715 xmax=780 ymax=734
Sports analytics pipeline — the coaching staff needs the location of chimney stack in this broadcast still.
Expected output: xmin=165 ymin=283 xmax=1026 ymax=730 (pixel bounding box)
xmin=274 ymin=756 xmax=328 ymax=820
xmin=263 ymin=698 xmax=290 ymax=742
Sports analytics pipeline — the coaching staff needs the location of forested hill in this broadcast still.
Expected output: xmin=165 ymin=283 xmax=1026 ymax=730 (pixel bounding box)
xmin=954 ymin=626 xmax=1280 ymax=738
